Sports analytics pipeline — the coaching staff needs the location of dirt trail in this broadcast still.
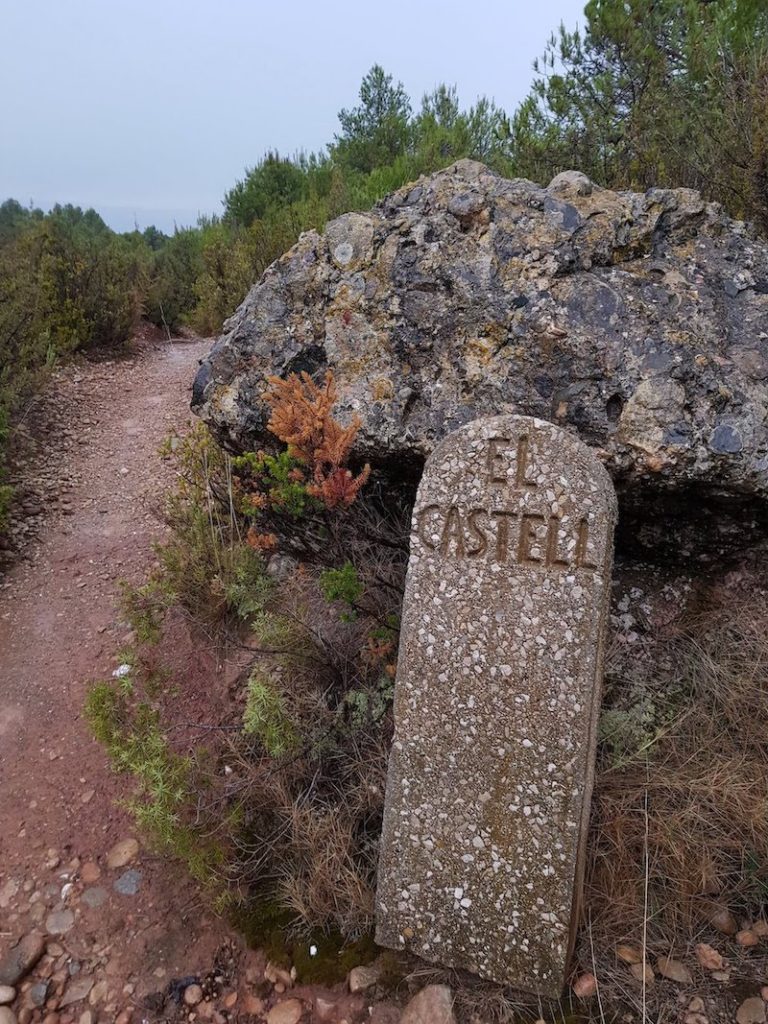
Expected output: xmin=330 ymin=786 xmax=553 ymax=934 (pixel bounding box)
xmin=0 ymin=337 xmax=240 ymax=1020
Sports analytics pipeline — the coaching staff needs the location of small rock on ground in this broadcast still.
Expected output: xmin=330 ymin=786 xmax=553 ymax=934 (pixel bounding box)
xmin=81 ymin=886 xmax=108 ymax=908
xmin=348 ymin=963 xmax=381 ymax=993
xmin=656 ymin=957 xmax=693 ymax=984
xmin=572 ymin=972 xmax=598 ymax=998
xmin=737 ymin=997 xmax=767 ymax=1024
xmin=59 ymin=978 xmax=93 ymax=1007
xmin=0 ymin=933 xmax=45 ymax=986
xmin=45 ymin=910 xmax=75 ymax=936
xmin=80 ymin=863 xmax=101 ymax=884
xmin=113 ymin=869 xmax=142 ymax=896
xmin=266 ymin=998 xmax=304 ymax=1024
xmin=401 ymin=984 xmax=456 ymax=1024
xmin=314 ymin=997 xmax=336 ymax=1021
xmin=29 ymin=981 xmax=48 ymax=1006
xmin=630 ymin=962 xmax=654 ymax=985
xmin=370 ymin=1006 xmax=402 ymax=1024
xmin=183 ymin=984 xmax=203 ymax=1006
xmin=106 ymin=838 xmax=139 ymax=870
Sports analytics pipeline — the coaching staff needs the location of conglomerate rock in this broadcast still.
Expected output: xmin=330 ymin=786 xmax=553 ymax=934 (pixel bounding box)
xmin=192 ymin=160 xmax=768 ymax=522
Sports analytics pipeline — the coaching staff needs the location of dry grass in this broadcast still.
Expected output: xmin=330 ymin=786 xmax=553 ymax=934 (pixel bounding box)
xmin=579 ymin=592 xmax=768 ymax=1018
xmin=588 ymin=601 xmax=768 ymax=943
xmin=206 ymin=518 xmax=405 ymax=943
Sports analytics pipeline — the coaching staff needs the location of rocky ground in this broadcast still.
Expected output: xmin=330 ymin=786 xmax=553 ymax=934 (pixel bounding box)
xmin=0 ymin=336 xmax=420 ymax=1024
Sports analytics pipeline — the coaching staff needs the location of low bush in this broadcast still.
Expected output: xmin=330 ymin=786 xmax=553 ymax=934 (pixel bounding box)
xmin=87 ymin=370 xmax=410 ymax=956
xmin=85 ymin=675 xmax=226 ymax=889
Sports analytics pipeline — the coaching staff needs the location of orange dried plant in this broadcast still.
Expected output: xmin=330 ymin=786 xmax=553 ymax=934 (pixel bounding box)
xmin=263 ymin=370 xmax=370 ymax=509
xmin=246 ymin=527 xmax=278 ymax=553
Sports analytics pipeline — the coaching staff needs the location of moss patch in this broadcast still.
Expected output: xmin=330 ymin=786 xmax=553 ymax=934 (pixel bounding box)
xmin=233 ymin=898 xmax=378 ymax=984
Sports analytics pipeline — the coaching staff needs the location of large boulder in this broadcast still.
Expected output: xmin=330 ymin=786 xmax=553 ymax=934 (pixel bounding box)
xmin=192 ymin=160 xmax=768 ymax=530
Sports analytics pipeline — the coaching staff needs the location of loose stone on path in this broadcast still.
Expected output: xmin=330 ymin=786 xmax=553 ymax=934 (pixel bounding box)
xmin=81 ymin=887 xmax=108 ymax=909
xmin=376 ymin=415 xmax=616 ymax=997
xmin=0 ymin=933 xmax=46 ymax=985
xmin=105 ymin=838 xmax=139 ymax=870
xmin=113 ymin=870 xmax=142 ymax=896
xmin=45 ymin=910 xmax=75 ymax=936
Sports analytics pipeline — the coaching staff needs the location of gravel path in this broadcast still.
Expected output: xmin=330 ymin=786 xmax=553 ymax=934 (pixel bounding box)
xmin=0 ymin=336 xmax=242 ymax=1022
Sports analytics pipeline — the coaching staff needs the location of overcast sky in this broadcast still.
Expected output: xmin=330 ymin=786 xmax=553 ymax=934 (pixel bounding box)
xmin=1 ymin=0 xmax=585 ymax=233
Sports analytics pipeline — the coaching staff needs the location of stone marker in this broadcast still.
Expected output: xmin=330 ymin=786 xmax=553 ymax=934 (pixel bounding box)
xmin=376 ymin=415 xmax=616 ymax=998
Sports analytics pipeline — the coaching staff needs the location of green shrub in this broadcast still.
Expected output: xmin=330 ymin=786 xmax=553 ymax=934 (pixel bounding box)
xmin=242 ymin=672 xmax=298 ymax=756
xmin=85 ymin=680 xmax=224 ymax=886
xmin=157 ymin=424 xmax=273 ymax=626
xmin=319 ymin=562 xmax=363 ymax=609
xmin=143 ymin=228 xmax=202 ymax=332
xmin=87 ymin=381 xmax=411 ymax=946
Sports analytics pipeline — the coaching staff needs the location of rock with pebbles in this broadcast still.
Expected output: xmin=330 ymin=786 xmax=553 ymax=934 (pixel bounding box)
xmin=193 ymin=159 xmax=768 ymax=553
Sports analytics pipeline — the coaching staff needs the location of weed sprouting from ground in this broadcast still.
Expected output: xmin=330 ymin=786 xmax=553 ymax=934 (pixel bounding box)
xmin=85 ymin=680 xmax=225 ymax=888
xmin=242 ymin=672 xmax=298 ymax=756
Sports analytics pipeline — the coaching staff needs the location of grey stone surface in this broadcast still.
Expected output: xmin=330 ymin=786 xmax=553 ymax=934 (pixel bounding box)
xmin=29 ymin=981 xmax=48 ymax=1007
xmin=375 ymin=415 xmax=616 ymax=997
xmin=44 ymin=909 xmax=75 ymax=936
xmin=113 ymin=869 xmax=142 ymax=896
xmin=0 ymin=933 xmax=45 ymax=986
xmin=192 ymin=159 xmax=768 ymax=506
xmin=81 ymin=886 xmax=108 ymax=909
